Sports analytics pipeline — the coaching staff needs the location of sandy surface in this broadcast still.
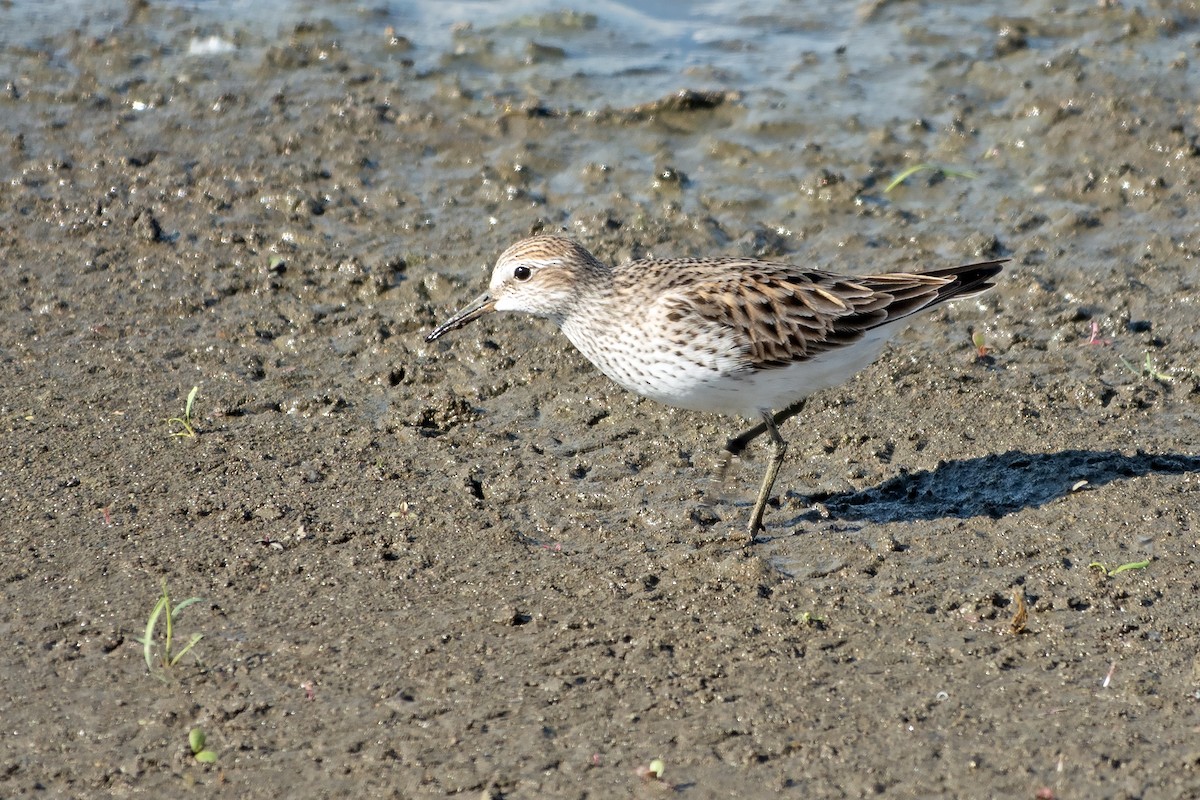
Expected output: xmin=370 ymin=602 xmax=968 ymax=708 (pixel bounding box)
xmin=2 ymin=2 xmax=1199 ymax=797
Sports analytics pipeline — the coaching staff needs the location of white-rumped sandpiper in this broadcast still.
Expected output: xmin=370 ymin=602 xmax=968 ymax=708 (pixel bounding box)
xmin=426 ymin=235 xmax=1004 ymax=537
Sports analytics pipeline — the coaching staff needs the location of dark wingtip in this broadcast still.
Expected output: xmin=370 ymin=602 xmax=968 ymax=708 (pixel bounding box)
xmin=930 ymin=258 xmax=1007 ymax=300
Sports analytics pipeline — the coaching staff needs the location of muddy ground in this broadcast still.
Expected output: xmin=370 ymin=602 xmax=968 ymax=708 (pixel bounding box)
xmin=2 ymin=2 xmax=1199 ymax=798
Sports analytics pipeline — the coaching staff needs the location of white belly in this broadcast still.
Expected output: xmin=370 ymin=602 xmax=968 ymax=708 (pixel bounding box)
xmin=562 ymin=318 xmax=897 ymax=418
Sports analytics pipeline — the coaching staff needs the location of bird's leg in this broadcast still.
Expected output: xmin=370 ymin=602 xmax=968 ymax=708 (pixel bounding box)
xmin=709 ymin=399 xmax=806 ymax=532
xmin=746 ymin=411 xmax=791 ymax=536
xmin=773 ymin=398 xmax=809 ymax=428
xmin=714 ymin=398 xmax=807 ymax=485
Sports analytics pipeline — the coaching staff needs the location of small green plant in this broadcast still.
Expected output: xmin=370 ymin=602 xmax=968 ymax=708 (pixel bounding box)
xmin=970 ymin=329 xmax=996 ymax=364
xmin=1088 ymin=559 xmax=1151 ymax=577
xmin=883 ymin=163 xmax=978 ymax=193
xmin=167 ymin=386 xmax=200 ymax=438
xmin=135 ymin=579 xmax=204 ymax=676
xmin=971 ymin=330 xmax=988 ymax=355
xmin=189 ymin=727 xmax=218 ymax=763
xmin=635 ymin=758 xmax=666 ymax=782
xmin=1117 ymin=352 xmax=1172 ymax=383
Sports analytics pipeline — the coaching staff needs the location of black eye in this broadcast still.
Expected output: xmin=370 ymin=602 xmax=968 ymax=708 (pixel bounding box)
xmin=513 ymin=265 xmax=532 ymax=281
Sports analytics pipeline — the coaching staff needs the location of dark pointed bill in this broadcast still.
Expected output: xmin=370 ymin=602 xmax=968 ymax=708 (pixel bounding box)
xmin=425 ymin=291 xmax=495 ymax=342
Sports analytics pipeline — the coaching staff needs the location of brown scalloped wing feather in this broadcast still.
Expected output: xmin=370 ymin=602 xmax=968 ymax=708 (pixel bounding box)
xmin=653 ymin=258 xmax=1003 ymax=370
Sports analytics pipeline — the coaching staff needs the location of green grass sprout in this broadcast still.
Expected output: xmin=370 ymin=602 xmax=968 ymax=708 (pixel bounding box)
xmin=1088 ymin=560 xmax=1151 ymax=577
xmin=1117 ymin=352 xmax=1172 ymax=383
xmin=189 ymin=727 xmax=218 ymax=763
xmin=135 ymin=579 xmax=204 ymax=676
xmin=884 ymin=163 xmax=978 ymax=194
xmin=167 ymin=386 xmax=200 ymax=438
xmin=1142 ymin=353 xmax=1172 ymax=382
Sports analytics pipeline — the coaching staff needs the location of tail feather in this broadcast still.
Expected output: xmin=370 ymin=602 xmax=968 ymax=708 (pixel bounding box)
xmin=923 ymin=259 xmax=1007 ymax=304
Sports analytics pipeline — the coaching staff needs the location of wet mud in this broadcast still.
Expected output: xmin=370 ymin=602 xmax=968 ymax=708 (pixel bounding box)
xmin=2 ymin=2 xmax=1198 ymax=797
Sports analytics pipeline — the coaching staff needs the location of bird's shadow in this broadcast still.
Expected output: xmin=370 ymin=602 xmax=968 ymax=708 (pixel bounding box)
xmin=790 ymin=449 xmax=1200 ymax=525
